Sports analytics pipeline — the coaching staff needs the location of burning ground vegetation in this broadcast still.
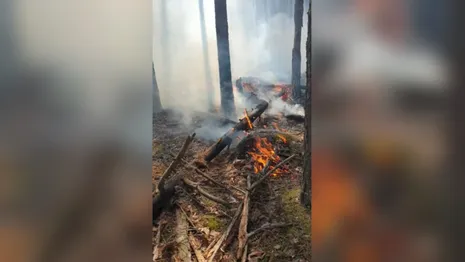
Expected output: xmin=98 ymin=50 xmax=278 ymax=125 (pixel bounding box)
xmin=152 ymin=93 xmax=310 ymax=261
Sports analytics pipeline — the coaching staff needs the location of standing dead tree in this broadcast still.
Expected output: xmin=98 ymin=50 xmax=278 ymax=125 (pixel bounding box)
xmin=198 ymin=0 xmax=214 ymax=111
xmin=300 ymin=0 xmax=311 ymax=209
xmin=214 ymin=0 xmax=236 ymax=119
xmin=291 ymin=0 xmax=304 ymax=101
xmin=160 ymin=0 xmax=171 ymax=99
xmin=153 ymin=62 xmax=162 ymax=113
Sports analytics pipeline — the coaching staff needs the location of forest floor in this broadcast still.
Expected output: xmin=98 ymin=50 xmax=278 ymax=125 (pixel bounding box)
xmin=152 ymin=108 xmax=310 ymax=262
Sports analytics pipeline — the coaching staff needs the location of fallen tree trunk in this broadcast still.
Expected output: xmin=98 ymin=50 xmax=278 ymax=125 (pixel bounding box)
xmin=203 ymin=100 xmax=269 ymax=162
xmin=175 ymin=209 xmax=191 ymax=262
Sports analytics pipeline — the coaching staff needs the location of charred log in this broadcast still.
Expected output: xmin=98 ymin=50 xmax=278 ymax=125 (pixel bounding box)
xmin=153 ymin=179 xmax=177 ymax=222
xmin=285 ymin=114 xmax=305 ymax=123
xmin=204 ymin=100 xmax=269 ymax=162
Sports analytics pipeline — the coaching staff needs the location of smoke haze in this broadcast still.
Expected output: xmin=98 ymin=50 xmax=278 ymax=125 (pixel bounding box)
xmin=153 ymin=0 xmax=309 ymax=112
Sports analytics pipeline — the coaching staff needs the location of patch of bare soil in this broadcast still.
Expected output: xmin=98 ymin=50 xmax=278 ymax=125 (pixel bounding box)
xmin=153 ymin=109 xmax=310 ymax=262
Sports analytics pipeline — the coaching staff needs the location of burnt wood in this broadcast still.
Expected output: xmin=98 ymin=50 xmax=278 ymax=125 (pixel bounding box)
xmin=204 ymin=100 xmax=269 ymax=162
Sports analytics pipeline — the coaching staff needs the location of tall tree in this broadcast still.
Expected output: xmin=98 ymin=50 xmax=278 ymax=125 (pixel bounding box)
xmin=292 ymin=0 xmax=304 ymax=101
xmin=198 ymin=0 xmax=214 ymax=111
xmin=160 ymin=0 xmax=171 ymax=99
xmin=300 ymin=0 xmax=311 ymax=208
xmin=153 ymin=62 xmax=162 ymax=113
xmin=214 ymin=0 xmax=236 ymax=118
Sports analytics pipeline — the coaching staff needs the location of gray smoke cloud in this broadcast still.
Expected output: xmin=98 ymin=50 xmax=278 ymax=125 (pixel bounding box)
xmin=153 ymin=0 xmax=308 ymax=113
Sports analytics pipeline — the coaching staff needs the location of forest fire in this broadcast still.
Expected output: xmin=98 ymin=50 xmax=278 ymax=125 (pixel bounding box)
xmin=247 ymin=136 xmax=287 ymax=176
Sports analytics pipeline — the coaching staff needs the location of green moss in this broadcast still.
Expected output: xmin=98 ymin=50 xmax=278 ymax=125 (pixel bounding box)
xmin=282 ymin=188 xmax=311 ymax=235
xmin=203 ymin=215 xmax=223 ymax=231
xmin=152 ymin=144 xmax=164 ymax=156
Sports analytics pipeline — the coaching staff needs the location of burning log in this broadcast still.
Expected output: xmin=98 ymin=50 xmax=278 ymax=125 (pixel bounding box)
xmin=203 ymin=100 xmax=269 ymax=162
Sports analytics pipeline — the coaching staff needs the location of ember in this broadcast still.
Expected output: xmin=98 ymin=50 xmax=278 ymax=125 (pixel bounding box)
xmin=248 ymin=137 xmax=283 ymax=176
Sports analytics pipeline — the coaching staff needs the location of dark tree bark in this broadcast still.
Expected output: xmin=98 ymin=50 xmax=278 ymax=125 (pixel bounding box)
xmin=153 ymin=62 xmax=162 ymax=113
xmin=198 ymin=0 xmax=214 ymax=110
xmin=300 ymin=0 xmax=311 ymax=209
xmin=214 ymin=0 xmax=236 ymax=119
xmin=292 ymin=0 xmax=304 ymax=101
xmin=449 ymin=2 xmax=465 ymax=261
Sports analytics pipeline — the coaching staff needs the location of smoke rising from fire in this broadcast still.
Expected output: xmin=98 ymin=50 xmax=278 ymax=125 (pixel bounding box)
xmin=153 ymin=0 xmax=308 ymax=113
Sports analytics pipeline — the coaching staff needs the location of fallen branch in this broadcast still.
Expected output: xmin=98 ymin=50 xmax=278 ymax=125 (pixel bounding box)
xmin=206 ymin=202 xmax=244 ymax=262
xmin=175 ymin=208 xmax=191 ymax=262
xmin=236 ymin=174 xmax=251 ymax=259
xmin=241 ymin=244 xmax=248 ymax=262
xmin=159 ymin=133 xmax=196 ymax=191
xmin=153 ymin=224 xmax=162 ymax=261
xmin=153 ymin=133 xmax=196 ymax=222
xmin=183 ymin=178 xmax=231 ymax=207
xmin=176 ymin=203 xmax=204 ymax=235
xmin=175 ymin=156 xmax=246 ymax=195
xmin=189 ymin=234 xmax=206 ymax=262
xmin=249 ymin=154 xmax=297 ymax=191
xmin=247 ymin=223 xmax=293 ymax=239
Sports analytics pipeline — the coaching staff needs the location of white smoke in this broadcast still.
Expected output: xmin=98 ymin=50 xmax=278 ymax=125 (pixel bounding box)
xmin=153 ymin=0 xmax=308 ymax=113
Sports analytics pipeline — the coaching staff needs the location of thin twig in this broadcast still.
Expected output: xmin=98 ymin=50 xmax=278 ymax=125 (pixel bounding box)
xmin=159 ymin=133 xmax=196 ymax=192
xmin=176 ymin=156 xmax=246 ymax=195
xmin=249 ymin=154 xmax=296 ymax=191
xmin=189 ymin=234 xmax=206 ymax=262
xmin=247 ymin=223 xmax=293 ymax=239
xmin=180 ymin=187 xmax=205 ymax=210
xmin=236 ymin=174 xmax=251 ymax=259
xmin=206 ymin=202 xmax=244 ymax=262
xmin=153 ymin=224 xmax=162 ymax=261
xmin=183 ymin=178 xmax=231 ymax=207
xmin=241 ymin=244 xmax=248 ymax=262
xmin=176 ymin=203 xmax=204 ymax=235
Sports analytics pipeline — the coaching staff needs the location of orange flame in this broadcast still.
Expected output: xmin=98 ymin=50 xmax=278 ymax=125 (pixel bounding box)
xmin=248 ymin=137 xmax=283 ymax=176
xmin=276 ymin=134 xmax=287 ymax=144
xmin=244 ymin=109 xmax=253 ymax=129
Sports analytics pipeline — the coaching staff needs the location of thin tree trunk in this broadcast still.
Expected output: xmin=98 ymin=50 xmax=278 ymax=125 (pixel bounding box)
xmin=214 ymin=0 xmax=236 ymax=118
xmin=198 ymin=0 xmax=214 ymax=111
xmin=300 ymin=0 xmax=311 ymax=209
xmin=292 ymin=0 xmax=304 ymax=101
xmin=449 ymin=3 xmax=465 ymax=261
xmin=153 ymin=62 xmax=162 ymax=113
xmin=160 ymin=0 xmax=171 ymax=99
